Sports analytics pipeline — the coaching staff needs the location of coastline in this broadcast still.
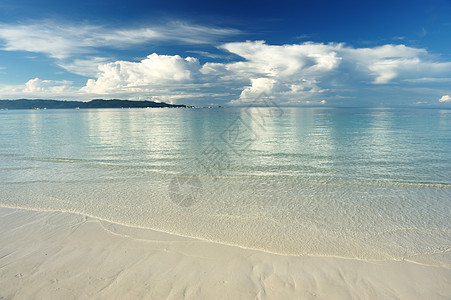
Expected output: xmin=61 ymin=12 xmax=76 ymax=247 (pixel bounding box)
xmin=1 ymin=206 xmax=450 ymax=299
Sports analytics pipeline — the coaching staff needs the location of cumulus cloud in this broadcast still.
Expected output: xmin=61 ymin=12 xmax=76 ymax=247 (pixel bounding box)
xmin=220 ymin=41 xmax=341 ymax=78
xmin=237 ymin=78 xmax=276 ymax=100
xmin=340 ymin=44 xmax=427 ymax=84
xmin=82 ymin=54 xmax=201 ymax=94
xmin=439 ymin=95 xmax=451 ymax=102
xmin=221 ymin=41 xmax=448 ymax=85
xmin=218 ymin=41 xmax=451 ymax=105
xmin=213 ymin=41 xmax=341 ymax=104
xmin=73 ymin=40 xmax=451 ymax=105
xmin=2 ymin=31 xmax=451 ymax=106
xmin=24 ymin=78 xmax=74 ymax=93
xmin=0 ymin=78 xmax=82 ymax=100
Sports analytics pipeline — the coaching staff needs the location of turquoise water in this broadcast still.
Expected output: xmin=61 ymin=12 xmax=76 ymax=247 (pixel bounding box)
xmin=0 ymin=107 xmax=450 ymax=264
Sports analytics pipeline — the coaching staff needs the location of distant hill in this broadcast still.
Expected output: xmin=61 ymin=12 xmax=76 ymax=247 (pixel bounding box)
xmin=0 ymin=99 xmax=187 ymax=109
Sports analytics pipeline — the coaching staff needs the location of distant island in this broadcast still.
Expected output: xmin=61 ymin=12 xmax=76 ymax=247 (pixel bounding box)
xmin=0 ymin=99 xmax=188 ymax=110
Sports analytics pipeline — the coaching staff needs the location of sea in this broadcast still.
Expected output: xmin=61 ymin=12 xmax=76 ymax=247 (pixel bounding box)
xmin=0 ymin=106 xmax=450 ymax=266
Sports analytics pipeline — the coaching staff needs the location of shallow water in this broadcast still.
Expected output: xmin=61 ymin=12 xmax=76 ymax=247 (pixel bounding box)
xmin=0 ymin=107 xmax=450 ymax=265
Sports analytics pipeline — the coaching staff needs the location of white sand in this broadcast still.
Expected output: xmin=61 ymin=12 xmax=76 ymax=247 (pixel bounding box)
xmin=0 ymin=207 xmax=450 ymax=299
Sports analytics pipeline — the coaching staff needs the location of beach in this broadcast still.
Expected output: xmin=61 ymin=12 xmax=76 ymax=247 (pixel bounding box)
xmin=1 ymin=107 xmax=450 ymax=298
xmin=1 ymin=206 xmax=449 ymax=299
xmin=1 ymin=0 xmax=451 ymax=296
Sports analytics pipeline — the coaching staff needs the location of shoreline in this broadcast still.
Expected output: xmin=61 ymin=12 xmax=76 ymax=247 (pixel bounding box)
xmin=1 ymin=204 xmax=449 ymax=266
xmin=1 ymin=206 xmax=450 ymax=299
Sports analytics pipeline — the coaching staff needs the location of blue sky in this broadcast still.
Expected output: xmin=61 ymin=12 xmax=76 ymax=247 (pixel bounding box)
xmin=0 ymin=0 xmax=450 ymax=107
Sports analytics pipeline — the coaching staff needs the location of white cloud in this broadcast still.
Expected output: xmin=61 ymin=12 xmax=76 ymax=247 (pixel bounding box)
xmin=75 ymin=41 xmax=451 ymax=105
xmin=57 ymin=57 xmax=112 ymax=77
xmin=439 ymin=95 xmax=451 ymax=102
xmin=0 ymin=21 xmax=240 ymax=60
xmin=220 ymin=41 xmax=451 ymax=86
xmin=24 ymin=78 xmax=74 ymax=93
xmin=0 ymin=84 xmax=22 ymax=96
xmin=218 ymin=41 xmax=451 ymax=105
xmin=216 ymin=41 xmax=341 ymax=104
xmin=341 ymin=44 xmax=430 ymax=84
xmin=82 ymin=54 xmax=201 ymax=94
xmin=0 ymin=20 xmax=240 ymax=79
xmin=0 ymin=23 xmax=97 ymax=59
xmin=235 ymin=78 xmax=276 ymax=102
xmin=0 ymin=78 xmax=82 ymax=100
xmin=220 ymin=41 xmax=341 ymax=78
xmin=2 ymin=33 xmax=451 ymax=106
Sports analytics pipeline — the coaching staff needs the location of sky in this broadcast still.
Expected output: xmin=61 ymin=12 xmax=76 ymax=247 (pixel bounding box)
xmin=0 ymin=0 xmax=450 ymax=107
